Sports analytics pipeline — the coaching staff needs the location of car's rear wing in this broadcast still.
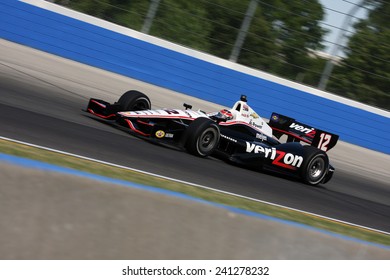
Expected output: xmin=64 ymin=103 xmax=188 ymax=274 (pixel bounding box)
xmin=269 ymin=113 xmax=339 ymax=152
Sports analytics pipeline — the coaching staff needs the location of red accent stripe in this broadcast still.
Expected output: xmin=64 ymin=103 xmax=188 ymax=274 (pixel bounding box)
xmin=87 ymin=109 xmax=116 ymax=119
xmin=125 ymin=119 xmax=150 ymax=136
xmin=137 ymin=120 xmax=154 ymax=126
xmin=90 ymin=99 xmax=106 ymax=108
xmin=271 ymin=127 xmax=312 ymax=144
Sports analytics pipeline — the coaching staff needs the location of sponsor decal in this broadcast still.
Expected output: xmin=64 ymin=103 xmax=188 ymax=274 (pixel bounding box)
xmin=250 ymin=112 xmax=259 ymax=119
xmin=243 ymin=104 xmax=249 ymax=111
xmin=165 ymin=133 xmax=174 ymax=138
xmin=271 ymin=114 xmax=279 ymax=121
xmin=121 ymin=110 xmax=157 ymax=116
xmin=245 ymin=142 xmax=303 ymax=170
xmin=164 ymin=109 xmax=180 ymax=115
xmin=250 ymin=120 xmax=263 ymax=129
xmin=155 ymin=130 xmax=165 ymax=138
xmin=256 ymin=133 xmax=267 ymax=141
xmin=289 ymin=122 xmax=315 ymax=136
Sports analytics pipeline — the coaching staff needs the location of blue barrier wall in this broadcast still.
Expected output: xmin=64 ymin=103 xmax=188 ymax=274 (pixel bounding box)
xmin=1 ymin=0 xmax=389 ymax=154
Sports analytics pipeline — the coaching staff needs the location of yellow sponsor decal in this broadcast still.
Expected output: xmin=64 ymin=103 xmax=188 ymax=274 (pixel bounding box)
xmin=155 ymin=130 xmax=165 ymax=138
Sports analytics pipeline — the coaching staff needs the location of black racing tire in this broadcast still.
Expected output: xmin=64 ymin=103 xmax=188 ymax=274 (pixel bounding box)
xmin=301 ymin=146 xmax=329 ymax=185
xmin=185 ymin=117 xmax=220 ymax=157
xmin=117 ymin=90 xmax=151 ymax=111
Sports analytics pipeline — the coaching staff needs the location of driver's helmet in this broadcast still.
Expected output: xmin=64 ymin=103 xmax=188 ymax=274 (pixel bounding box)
xmin=218 ymin=109 xmax=233 ymax=121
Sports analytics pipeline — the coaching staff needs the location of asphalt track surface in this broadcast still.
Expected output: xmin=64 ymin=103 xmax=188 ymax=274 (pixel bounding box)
xmin=1 ymin=40 xmax=390 ymax=233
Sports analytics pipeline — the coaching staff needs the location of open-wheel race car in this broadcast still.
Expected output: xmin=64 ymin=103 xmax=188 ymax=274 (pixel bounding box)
xmin=85 ymin=90 xmax=339 ymax=185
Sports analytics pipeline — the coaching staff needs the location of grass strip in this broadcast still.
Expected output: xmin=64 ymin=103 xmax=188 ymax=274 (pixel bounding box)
xmin=0 ymin=138 xmax=389 ymax=246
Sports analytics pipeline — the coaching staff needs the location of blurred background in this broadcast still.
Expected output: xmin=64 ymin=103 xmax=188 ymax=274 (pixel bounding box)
xmin=49 ymin=0 xmax=389 ymax=111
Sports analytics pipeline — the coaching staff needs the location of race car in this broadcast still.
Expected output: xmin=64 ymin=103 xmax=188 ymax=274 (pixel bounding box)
xmin=85 ymin=90 xmax=339 ymax=185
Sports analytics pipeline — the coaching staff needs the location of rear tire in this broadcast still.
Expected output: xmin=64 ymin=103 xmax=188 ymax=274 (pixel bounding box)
xmin=117 ymin=90 xmax=151 ymax=111
xmin=185 ymin=118 xmax=220 ymax=157
xmin=301 ymin=146 xmax=329 ymax=185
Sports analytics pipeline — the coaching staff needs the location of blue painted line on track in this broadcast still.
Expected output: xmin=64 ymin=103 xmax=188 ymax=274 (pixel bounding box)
xmin=1 ymin=152 xmax=389 ymax=250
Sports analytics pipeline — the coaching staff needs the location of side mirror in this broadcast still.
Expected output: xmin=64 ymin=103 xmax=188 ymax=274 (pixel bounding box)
xmin=240 ymin=95 xmax=247 ymax=102
xmin=183 ymin=103 xmax=192 ymax=110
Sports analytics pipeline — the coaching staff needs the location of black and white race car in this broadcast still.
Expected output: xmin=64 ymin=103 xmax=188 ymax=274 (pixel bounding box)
xmin=85 ymin=90 xmax=339 ymax=185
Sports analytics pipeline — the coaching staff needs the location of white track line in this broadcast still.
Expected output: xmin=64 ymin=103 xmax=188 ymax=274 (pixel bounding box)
xmin=1 ymin=135 xmax=389 ymax=235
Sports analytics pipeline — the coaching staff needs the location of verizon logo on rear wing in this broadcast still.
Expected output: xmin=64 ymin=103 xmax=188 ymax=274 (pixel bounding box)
xmin=269 ymin=113 xmax=339 ymax=152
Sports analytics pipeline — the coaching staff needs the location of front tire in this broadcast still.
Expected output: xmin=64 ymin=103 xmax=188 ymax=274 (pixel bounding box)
xmin=301 ymin=146 xmax=329 ymax=185
xmin=117 ymin=90 xmax=151 ymax=111
xmin=185 ymin=118 xmax=220 ymax=157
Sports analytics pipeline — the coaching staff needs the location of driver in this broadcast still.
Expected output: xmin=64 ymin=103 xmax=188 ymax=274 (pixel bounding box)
xmin=217 ymin=108 xmax=234 ymax=121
